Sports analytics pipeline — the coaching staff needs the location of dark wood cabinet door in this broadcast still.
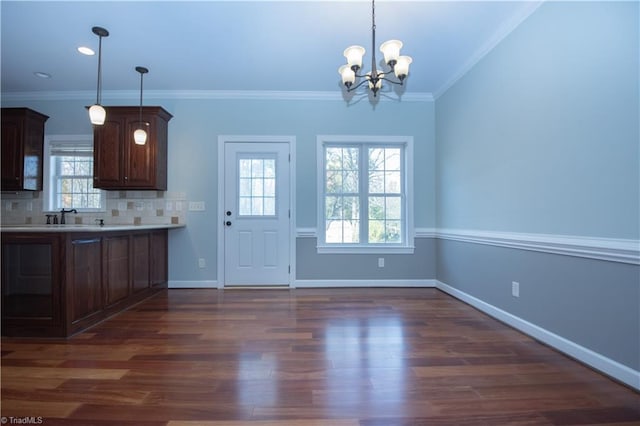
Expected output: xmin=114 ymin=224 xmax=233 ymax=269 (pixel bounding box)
xmin=1 ymin=233 xmax=64 ymax=336
xmin=69 ymin=238 xmax=102 ymax=324
xmin=93 ymin=117 xmax=125 ymax=188
xmin=125 ymin=118 xmax=155 ymax=188
xmin=132 ymin=233 xmax=150 ymax=293
xmin=103 ymin=235 xmax=130 ymax=307
xmin=1 ymin=108 xmax=48 ymax=191
xmin=1 ymin=120 xmax=22 ymax=189
xmin=23 ymin=112 xmax=45 ymax=190
xmin=150 ymin=230 xmax=168 ymax=287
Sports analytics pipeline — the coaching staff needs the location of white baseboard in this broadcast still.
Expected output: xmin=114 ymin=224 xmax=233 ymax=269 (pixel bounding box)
xmin=436 ymin=280 xmax=640 ymax=391
xmin=168 ymin=280 xmax=219 ymax=289
xmin=294 ymin=279 xmax=436 ymax=288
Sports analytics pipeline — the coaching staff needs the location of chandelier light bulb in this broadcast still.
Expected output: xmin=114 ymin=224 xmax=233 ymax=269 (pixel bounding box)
xmin=365 ymin=72 xmax=382 ymax=91
xmin=343 ymin=46 xmax=365 ymax=70
xmin=338 ymin=65 xmax=356 ymax=87
xmin=380 ymin=40 xmax=403 ymax=66
xmin=394 ymin=55 xmax=413 ymax=80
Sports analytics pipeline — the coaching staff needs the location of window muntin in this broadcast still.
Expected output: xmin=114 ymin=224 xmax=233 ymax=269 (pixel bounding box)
xmin=318 ymin=136 xmax=413 ymax=253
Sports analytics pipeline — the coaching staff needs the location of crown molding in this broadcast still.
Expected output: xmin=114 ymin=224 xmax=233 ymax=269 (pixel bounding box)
xmin=1 ymin=89 xmax=434 ymax=103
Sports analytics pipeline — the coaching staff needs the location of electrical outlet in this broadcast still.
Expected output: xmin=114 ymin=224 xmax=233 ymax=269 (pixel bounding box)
xmin=198 ymin=258 xmax=206 ymax=268
xmin=512 ymin=281 xmax=520 ymax=298
xmin=378 ymin=257 xmax=385 ymax=268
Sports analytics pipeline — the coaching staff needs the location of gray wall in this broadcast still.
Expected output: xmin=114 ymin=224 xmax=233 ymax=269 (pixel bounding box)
xmin=297 ymin=237 xmax=435 ymax=281
xmin=437 ymin=239 xmax=639 ymax=370
xmin=435 ymin=1 xmax=639 ymax=373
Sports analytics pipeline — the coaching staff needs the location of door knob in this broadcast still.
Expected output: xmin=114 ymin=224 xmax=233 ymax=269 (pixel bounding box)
xmin=226 ymin=211 xmax=232 ymax=216
xmin=225 ymin=221 xmax=232 ymax=226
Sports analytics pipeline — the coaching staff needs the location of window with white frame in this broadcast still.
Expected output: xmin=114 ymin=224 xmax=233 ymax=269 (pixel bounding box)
xmin=44 ymin=136 xmax=105 ymax=212
xmin=317 ymin=135 xmax=414 ymax=253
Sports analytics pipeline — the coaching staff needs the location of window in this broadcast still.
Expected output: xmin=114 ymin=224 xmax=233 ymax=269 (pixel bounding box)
xmin=317 ymin=135 xmax=414 ymax=253
xmin=238 ymin=156 xmax=277 ymax=216
xmin=44 ymin=136 xmax=105 ymax=212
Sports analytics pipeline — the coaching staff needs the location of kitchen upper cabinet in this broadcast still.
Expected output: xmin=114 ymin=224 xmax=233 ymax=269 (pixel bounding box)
xmin=1 ymin=108 xmax=49 ymax=191
xmin=93 ymin=106 xmax=172 ymax=190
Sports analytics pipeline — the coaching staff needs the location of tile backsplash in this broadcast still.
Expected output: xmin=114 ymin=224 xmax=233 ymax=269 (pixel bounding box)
xmin=1 ymin=190 xmax=186 ymax=226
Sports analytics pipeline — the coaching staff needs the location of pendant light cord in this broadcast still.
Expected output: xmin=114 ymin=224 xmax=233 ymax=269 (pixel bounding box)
xmin=139 ymin=71 xmax=143 ymax=125
xmin=96 ymin=35 xmax=102 ymax=104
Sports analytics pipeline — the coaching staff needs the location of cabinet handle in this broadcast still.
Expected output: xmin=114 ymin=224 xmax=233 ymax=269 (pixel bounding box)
xmin=73 ymin=238 xmax=100 ymax=245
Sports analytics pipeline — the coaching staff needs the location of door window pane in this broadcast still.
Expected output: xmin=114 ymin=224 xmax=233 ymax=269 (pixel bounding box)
xmin=238 ymin=157 xmax=276 ymax=216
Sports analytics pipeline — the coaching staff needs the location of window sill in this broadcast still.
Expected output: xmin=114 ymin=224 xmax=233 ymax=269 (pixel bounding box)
xmin=317 ymin=245 xmax=415 ymax=255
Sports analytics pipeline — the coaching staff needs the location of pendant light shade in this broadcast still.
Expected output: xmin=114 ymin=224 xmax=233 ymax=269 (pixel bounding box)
xmin=134 ymin=128 xmax=147 ymax=145
xmin=89 ymin=104 xmax=106 ymax=125
xmin=89 ymin=26 xmax=109 ymax=125
xmin=134 ymin=66 xmax=148 ymax=145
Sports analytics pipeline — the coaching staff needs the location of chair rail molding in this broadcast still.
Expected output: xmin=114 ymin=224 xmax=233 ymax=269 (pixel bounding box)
xmin=436 ymin=228 xmax=639 ymax=265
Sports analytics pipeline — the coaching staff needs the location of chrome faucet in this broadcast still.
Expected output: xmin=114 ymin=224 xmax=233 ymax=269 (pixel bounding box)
xmin=60 ymin=208 xmax=78 ymax=225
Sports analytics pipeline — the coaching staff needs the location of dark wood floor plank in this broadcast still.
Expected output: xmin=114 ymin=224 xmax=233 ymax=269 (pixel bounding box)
xmin=2 ymin=288 xmax=638 ymax=425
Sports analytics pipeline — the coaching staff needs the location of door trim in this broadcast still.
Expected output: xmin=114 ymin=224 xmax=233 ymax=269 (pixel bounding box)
xmin=217 ymin=135 xmax=296 ymax=289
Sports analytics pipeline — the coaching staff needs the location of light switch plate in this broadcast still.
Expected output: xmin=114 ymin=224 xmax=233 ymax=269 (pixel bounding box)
xmin=188 ymin=201 xmax=206 ymax=211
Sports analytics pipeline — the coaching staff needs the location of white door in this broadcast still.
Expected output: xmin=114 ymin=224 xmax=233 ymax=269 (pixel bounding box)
xmin=223 ymin=141 xmax=291 ymax=286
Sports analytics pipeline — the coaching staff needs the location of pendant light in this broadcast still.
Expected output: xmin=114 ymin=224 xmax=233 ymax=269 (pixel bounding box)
xmin=133 ymin=66 xmax=148 ymax=145
xmin=89 ymin=26 xmax=109 ymax=125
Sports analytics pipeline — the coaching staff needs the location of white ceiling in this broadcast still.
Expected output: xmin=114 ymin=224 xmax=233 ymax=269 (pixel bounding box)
xmin=1 ymin=1 xmax=543 ymax=100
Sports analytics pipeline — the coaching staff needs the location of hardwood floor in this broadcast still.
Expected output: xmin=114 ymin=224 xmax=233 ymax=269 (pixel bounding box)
xmin=2 ymin=288 xmax=639 ymax=425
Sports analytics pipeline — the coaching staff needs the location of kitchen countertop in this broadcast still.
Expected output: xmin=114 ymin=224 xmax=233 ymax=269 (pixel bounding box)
xmin=1 ymin=224 xmax=186 ymax=233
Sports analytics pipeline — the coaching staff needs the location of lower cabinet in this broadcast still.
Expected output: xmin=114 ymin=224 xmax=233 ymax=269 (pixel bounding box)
xmin=104 ymin=234 xmax=131 ymax=306
xmin=150 ymin=230 xmax=168 ymax=288
xmin=132 ymin=233 xmax=151 ymax=293
xmin=68 ymin=237 xmax=102 ymax=327
xmin=1 ymin=234 xmax=64 ymax=336
xmin=1 ymin=229 xmax=168 ymax=337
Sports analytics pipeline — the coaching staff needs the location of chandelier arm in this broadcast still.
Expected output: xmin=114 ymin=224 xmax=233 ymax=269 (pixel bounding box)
xmin=346 ymin=79 xmax=375 ymax=93
xmin=379 ymin=76 xmax=405 ymax=86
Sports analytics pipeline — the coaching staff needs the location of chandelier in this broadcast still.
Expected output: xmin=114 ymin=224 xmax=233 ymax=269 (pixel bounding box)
xmin=338 ymin=0 xmax=412 ymax=97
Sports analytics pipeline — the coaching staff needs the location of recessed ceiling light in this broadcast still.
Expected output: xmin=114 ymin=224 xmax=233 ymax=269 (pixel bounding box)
xmin=34 ymin=72 xmax=51 ymax=79
xmin=78 ymin=46 xmax=95 ymax=55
